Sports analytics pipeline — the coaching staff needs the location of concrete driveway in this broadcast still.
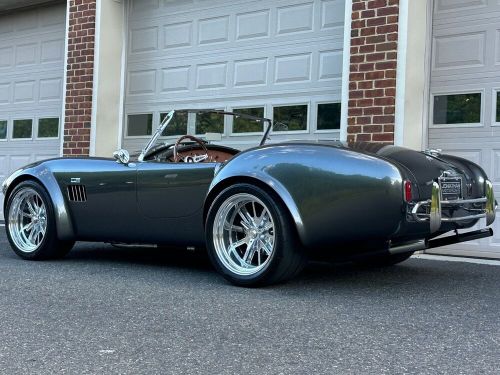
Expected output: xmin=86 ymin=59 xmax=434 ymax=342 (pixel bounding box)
xmin=0 ymin=229 xmax=499 ymax=374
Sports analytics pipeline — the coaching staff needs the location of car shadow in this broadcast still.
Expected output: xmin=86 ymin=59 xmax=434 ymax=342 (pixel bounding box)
xmin=60 ymin=242 xmax=476 ymax=292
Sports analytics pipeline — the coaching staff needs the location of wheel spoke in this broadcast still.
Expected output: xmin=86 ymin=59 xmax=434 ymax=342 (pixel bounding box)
xmin=238 ymin=205 xmax=255 ymax=226
xmin=262 ymin=241 xmax=273 ymax=256
xmin=22 ymin=222 xmax=34 ymax=232
xmin=26 ymin=199 xmax=37 ymax=215
xmin=242 ymin=239 xmax=257 ymax=264
xmin=224 ymin=221 xmax=245 ymax=233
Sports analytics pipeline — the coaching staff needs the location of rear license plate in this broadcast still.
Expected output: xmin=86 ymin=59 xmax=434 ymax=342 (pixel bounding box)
xmin=440 ymin=178 xmax=462 ymax=200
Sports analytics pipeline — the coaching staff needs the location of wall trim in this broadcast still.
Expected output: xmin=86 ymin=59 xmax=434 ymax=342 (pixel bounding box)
xmin=340 ymin=0 xmax=352 ymax=142
xmin=422 ymin=0 xmax=434 ymax=150
xmin=394 ymin=0 xmax=409 ymax=146
xmin=59 ymin=1 xmax=70 ymax=157
xmin=117 ymin=0 xmax=128 ymax=150
xmin=89 ymin=0 xmax=102 ymax=156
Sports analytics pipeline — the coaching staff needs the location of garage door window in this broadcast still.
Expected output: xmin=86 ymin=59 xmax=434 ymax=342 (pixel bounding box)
xmin=0 ymin=121 xmax=6 ymax=140
xmin=196 ymin=111 xmax=224 ymax=134
xmin=12 ymin=119 xmax=32 ymax=139
xmin=433 ymin=93 xmax=482 ymax=125
xmin=273 ymin=105 xmax=308 ymax=131
xmin=127 ymin=114 xmax=153 ymax=136
xmin=38 ymin=118 xmax=59 ymax=138
xmin=317 ymin=103 xmax=341 ymax=130
xmin=232 ymin=107 xmax=265 ymax=133
xmin=160 ymin=111 xmax=188 ymax=136
xmin=496 ymin=91 xmax=500 ymax=124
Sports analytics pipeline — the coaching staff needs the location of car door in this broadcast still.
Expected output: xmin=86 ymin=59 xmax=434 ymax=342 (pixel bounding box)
xmin=136 ymin=162 xmax=216 ymax=219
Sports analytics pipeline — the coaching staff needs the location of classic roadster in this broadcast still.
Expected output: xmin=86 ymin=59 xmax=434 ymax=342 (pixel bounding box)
xmin=2 ymin=110 xmax=496 ymax=286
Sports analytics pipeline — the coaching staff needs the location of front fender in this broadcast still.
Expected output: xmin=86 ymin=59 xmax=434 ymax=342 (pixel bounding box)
xmin=3 ymin=165 xmax=75 ymax=240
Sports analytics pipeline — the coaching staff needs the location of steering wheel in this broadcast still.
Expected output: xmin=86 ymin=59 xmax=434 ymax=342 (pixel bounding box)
xmin=173 ymin=135 xmax=209 ymax=163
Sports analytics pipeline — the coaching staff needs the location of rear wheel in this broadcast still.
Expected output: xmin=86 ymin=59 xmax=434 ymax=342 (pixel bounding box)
xmin=205 ymin=184 xmax=306 ymax=287
xmin=5 ymin=180 xmax=74 ymax=260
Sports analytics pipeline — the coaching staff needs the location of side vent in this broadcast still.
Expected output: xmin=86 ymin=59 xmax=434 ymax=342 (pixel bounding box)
xmin=67 ymin=184 xmax=87 ymax=202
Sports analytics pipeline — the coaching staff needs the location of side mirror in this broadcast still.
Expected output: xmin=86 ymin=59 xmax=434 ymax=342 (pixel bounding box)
xmin=113 ymin=149 xmax=130 ymax=165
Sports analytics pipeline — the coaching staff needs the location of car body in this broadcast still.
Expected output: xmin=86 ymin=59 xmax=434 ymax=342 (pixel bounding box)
xmin=2 ymin=110 xmax=496 ymax=286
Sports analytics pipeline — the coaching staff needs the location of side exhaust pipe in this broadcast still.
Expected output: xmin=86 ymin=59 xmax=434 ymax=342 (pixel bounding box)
xmin=389 ymin=228 xmax=493 ymax=255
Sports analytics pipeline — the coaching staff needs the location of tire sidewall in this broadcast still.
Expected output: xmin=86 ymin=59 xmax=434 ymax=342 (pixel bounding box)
xmin=5 ymin=180 xmax=58 ymax=260
xmin=205 ymin=184 xmax=291 ymax=286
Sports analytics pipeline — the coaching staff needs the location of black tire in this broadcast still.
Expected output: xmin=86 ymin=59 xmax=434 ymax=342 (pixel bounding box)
xmin=5 ymin=180 xmax=74 ymax=260
xmin=205 ymin=183 xmax=307 ymax=287
xmin=355 ymin=251 xmax=414 ymax=268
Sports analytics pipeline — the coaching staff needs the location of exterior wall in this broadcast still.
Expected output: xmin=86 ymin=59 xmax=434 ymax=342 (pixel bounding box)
xmin=401 ymin=0 xmax=430 ymax=151
xmin=63 ymin=0 xmax=96 ymax=157
xmin=92 ymin=0 xmax=125 ymax=157
xmin=347 ymin=0 xmax=399 ymax=143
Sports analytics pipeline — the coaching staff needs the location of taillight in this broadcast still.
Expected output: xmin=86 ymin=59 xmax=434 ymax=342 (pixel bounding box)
xmin=404 ymin=180 xmax=412 ymax=202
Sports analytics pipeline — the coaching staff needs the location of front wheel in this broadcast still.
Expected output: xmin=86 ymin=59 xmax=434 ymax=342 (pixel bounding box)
xmin=205 ymin=184 xmax=306 ymax=287
xmin=5 ymin=180 xmax=74 ymax=260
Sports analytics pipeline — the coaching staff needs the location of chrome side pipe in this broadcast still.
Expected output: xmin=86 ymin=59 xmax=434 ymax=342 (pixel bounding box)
xmin=388 ymin=228 xmax=493 ymax=255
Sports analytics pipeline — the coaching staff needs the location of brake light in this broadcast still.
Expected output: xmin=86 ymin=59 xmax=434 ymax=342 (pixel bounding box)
xmin=404 ymin=180 xmax=412 ymax=202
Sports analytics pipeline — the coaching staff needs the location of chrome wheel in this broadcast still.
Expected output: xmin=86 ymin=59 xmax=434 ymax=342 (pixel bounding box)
xmin=8 ymin=187 xmax=48 ymax=253
xmin=212 ymin=193 xmax=275 ymax=276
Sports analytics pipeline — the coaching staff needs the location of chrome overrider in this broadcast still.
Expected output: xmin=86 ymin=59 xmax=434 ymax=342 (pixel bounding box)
xmin=410 ymin=180 xmax=496 ymax=233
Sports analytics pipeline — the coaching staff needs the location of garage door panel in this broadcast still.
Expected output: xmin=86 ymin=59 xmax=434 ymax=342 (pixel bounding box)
xmin=429 ymin=0 xmax=500 ymax=257
xmin=0 ymin=3 xmax=65 ymax=218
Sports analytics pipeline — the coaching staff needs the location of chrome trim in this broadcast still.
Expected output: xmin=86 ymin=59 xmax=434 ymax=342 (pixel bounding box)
xmin=410 ymin=179 xmax=496 ymax=231
xmin=423 ymin=149 xmax=442 ymax=157
xmin=485 ymin=180 xmax=496 ymax=225
xmin=389 ymin=240 xmax=427 ymax=255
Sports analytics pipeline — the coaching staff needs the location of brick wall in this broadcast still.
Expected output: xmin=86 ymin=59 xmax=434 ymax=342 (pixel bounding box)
xmin=347 ymin=0 xmax=399 ymax=143
xmin=63 ymin=0 xmax=96 ymax=157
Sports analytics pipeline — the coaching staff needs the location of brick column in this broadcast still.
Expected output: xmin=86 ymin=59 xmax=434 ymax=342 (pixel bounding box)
xmin=63 ymin=0 xmax=96 ymax=157
xmin=347 ymin=0 xmax=399 ymax=144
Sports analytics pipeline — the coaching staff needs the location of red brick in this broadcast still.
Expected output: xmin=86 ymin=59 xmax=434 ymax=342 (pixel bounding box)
xmin=352 ymin=2 xmax=366 ymax=11
xmin=372 ymin=133 xmax=394 ymax=142
xmin=364 ymin=89 xmax=384 ymax=98
xmin=377 ymin=6 xmax=399 ymax=16
xmin=375 ymin=79 xmax=396 ymax=88
xmin=376 ymin=42 xmax=397 ymax=52
xmin=348 ymin=125 xmax=362 ymax=134
xmin=356 ymin=133 xmax=372 ymax=142
xmin=363 ymin=107 xmax=383 ymax=115
xmin=368 ymin=0 xmax=387 ymax=9
xmin=373 ymin=115 xmax=395 ymax=124
xmin=365 ymin=71 xmax=384 ymax=80
xmin=356 ymin=116 xmax=371 ymax=125
xmin=358 ymin=81 xmax=373 ymax=89
xmin=367 ymin=17 xmax=387 ymax=27
xmin=363 ymin=125 xmax=383 ymax=133
xmin=360 ymin=27 xmax=376 ymax=36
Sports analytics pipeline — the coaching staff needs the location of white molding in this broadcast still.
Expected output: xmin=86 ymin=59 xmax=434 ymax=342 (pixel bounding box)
xmin=340 ymin=0 xmax=352 ymax=142
xmin=59 ymin=1 xmax=70 ymax=157
xmin=394 ymin=0 xmax=409 ymax=146
xmin=117 ymin=0 xmax=128 ymax=150
xmin=422 ymin=0 xmax=434 ymax=150
xmin=89 ymin=0 xmax=102 ymax=156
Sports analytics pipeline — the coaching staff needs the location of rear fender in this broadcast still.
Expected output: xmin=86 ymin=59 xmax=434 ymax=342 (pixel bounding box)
xmin=206 ymin=144 xmax=405 ymax=249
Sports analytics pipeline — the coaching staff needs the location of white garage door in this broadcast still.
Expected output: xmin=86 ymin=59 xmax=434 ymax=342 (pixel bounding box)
xmin=428 ymin=0 xmax=500 ymax=258
xmin=0 ymin=3 xmax=66 ymax=217
xmin=123 ymin=0 xmax=344 ymax=152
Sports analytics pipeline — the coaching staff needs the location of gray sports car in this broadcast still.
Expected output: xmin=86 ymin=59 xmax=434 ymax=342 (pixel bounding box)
xmin=2 ymin=110 xmax=496 ymax=286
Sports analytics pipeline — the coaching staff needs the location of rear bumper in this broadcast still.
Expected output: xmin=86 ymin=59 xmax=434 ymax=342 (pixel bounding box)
xmin=410 ymin=180 xmax=496 ymax=233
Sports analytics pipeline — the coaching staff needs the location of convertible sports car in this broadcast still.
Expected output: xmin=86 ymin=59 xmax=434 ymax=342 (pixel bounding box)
xmin=2 ymin=110 xmax=496 ymax=286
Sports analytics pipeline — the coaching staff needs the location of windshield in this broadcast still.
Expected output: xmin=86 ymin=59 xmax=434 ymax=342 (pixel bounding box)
xmin=138 ymin=109 xmax=278 ymax=162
